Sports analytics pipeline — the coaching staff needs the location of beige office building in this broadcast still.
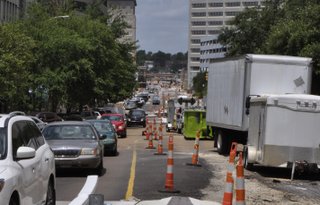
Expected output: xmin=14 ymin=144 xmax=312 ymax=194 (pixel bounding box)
xmin=187 ymin=0 xmax=264 ymax=89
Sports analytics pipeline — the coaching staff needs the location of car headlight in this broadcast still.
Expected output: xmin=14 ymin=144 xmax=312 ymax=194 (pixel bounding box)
xmin=128 ymin=119 xmax=131 ymax=121
xmin=141 ymin=119 xmax=144 ymax=122
xmin=112 ymin=124 xmax=116 ymax=129
xmin=81 ymin=148 xmax=100 ymax=156
xmin=118 ymin=126 xmax=123 ymax=129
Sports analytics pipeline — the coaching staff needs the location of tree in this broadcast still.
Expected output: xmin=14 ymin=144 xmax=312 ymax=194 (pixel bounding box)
xmin=0 ymin=24 xmax=36 ymax=111
xmin=218 ymin=0 xmax=284 ymax=56
xmin=192 ymin=72 xmax=207 ymax=99
xmin=13 ymin=2 xmax=137 ymax=111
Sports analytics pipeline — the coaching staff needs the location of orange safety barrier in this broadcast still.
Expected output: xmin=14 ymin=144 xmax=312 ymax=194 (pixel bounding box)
xmin=154 ymin=124 xmax=166 ymax=155
xmin=235 ymin=152 xmax=245 ymax=205
xmin=186 ymin=130 xmax=202 ymax=167
xmin=145 ymin=132 xmax=155 ymax=149
xmin=142 ymin=118 xmax=149 ymax=136
xmin=222 ymin=142 xmax=237 ymax=205
xmin=158 ymin=134 xmax=180 ymax=193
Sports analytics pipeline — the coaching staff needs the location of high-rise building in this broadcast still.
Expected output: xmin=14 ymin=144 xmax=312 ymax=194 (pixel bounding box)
xmin=106 ymin=0 xmax=137 ymax=44
xmin=187 ymin=0 xmax=264 ymax=89
xmin=0 ymin=0 xmax=23 ymax=23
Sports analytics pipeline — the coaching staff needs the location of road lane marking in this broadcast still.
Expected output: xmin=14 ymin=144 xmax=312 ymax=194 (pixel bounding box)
xmin=125 ymin=149 xmax=137 ymax=200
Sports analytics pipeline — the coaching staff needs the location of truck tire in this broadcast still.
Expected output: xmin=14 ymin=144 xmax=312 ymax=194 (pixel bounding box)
xmin=216 ymin=130 xmax=228 ymax=155
xmin=244 ymin=146 xmax=254 ymax=171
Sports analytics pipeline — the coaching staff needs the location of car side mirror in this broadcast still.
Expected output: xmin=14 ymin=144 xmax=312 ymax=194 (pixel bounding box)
xmin=16 ymin=146 xmax=36 ymax=159
xmin=100 ymin=134 xmax=107 ymax=140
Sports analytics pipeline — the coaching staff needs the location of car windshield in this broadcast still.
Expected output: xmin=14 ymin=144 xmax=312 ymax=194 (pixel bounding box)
xmin=43 ymin=125 xmax=96 ymax=140
xmin=131 ymin=110 xmax=145 ymax=117
xmin=101 ymin=115 xmax=121 ymax=121
xmin=90 ymin=121 xmax=113 ymax=133
xmin=0 ymin=128 xmax=6 ymax=159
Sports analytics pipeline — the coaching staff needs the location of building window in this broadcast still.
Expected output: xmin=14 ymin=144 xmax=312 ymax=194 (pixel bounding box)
xmin=208 ymin=30 xmax=222 ymax=35
xmin=191 ymin=21 xmax=206 ymax=26
xmin=191 ymin=30 xmax=206 ymax=35
xmin=191 ymin=48 xmax=200 ymax=53
xmin=208 ymin=3 xmax=223 ymax=7
xmin=192 ymin=12 xmax=206 ymax=17
xmin=191 ymin=39 xmax=201 ymax=44
xmin=192 ymin=3 xmax=206 ymax=8
xmin=191 ymin=57 xmax=200 ymax=62
xmin=225 ymin=11 xmax=241 ymax=16
xmin=243 ymin=1 xmax=259 ymax=7
xmin=208 ymin=12 xmax=223 ymax=16
xmin=191 ymin=66 xmax=200 ymax=71
xmin=208 ymin=21 xmax=223 ymax=26
xmin=225 ymin=2 xmax=241 ymax=7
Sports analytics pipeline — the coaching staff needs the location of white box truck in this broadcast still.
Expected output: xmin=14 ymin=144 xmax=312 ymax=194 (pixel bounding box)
xmin=245 ymin=94 xmax=320 ymax=174
xmin=206 ymin=54 xmax=312 ymax=154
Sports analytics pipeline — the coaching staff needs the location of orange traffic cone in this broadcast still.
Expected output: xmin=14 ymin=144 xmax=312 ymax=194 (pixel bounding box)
xmin=145 ymin=133 xmax=155 ymax=149
xmin=142 ymin=118 xmax=149 ymax=136
xmin=235 ymin=152 xmax=245 ymax=205
xmin=186 ymin=130 xmax=201 ymax=167
xmin=222 ymin=142 xmax=237 ymax=205
xmin=159 ymin=134 xmax=180 ymax=193
xmin=154 ymin=124 xmax=166 ymax=155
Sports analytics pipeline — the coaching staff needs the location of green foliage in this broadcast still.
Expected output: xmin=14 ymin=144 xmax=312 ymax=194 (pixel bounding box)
xmin=192 ymin=72 xmax=207 ymax=99
xmin=0 ymin=2 xmax=136 ymax=112
xmin=0 ymin=24 xmax=36 ymax=111
xmin=136 ymin=50 xmax=187 ymax=73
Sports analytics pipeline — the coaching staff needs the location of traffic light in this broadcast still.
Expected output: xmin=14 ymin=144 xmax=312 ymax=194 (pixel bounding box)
xmin=178 ymin=97 xmax=183 ymax=105
xmin=205 ymin=72 xmax=208 ymax=81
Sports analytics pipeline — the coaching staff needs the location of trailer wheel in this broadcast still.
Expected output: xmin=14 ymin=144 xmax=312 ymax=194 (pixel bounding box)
xmin=217 ymin=130 xmax=228 ymax=155
xmin=244 ymin=146 xmax=254 ymax=171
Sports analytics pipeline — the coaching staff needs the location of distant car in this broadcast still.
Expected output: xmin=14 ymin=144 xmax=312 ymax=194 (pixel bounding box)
xmin=125 ymin=100 xmax=138 ymax=110
xmin=136 ymin=92 xmax=149 ymax=102
xmin=152 ymin=95 xmax=161 ymax=105
xmin=127 ymin=109 xmax=147 ymax=127
xmin=36 ymin=111 xmax=63 ymax=123
xmin=87 ymin=120 xmax=118 ymax=156
xmin=42 ymin=121 xmax=105 ymax=175
xmin=0 ymin=113 xmax=56 ymax=205
xmin=101 ymin=113 xmax=127 ymax=138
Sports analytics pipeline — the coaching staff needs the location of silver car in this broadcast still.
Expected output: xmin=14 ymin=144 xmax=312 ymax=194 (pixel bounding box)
xmin=42 ymin=121 xmax=104 ymax=176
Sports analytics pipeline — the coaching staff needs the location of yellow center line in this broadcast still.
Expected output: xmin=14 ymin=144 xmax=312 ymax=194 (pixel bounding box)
xmin=125 ymin=148 xmax=137 ymax=200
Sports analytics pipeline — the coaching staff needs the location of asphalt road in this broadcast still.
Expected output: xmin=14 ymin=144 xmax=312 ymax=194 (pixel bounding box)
xmin=55 ymin=121 xmax=215 ymax=202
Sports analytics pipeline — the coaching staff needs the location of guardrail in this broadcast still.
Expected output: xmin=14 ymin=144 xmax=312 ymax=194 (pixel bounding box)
xmin=69 ymin=175 xmax=98 ymax=205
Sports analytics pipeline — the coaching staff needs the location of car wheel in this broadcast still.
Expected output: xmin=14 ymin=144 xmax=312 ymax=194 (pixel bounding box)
xmin=97 ymin=157 xmax=104 ymax=176
xmin=46 ymin=180 xmax=56 ymax=205
xmin=122 ymin=132 xmax=127 ymax=138
xmin=113 ymin=144 xmax=118 ymax=156
xmin=143 ymin=123 xmax=146 ymax=128
xmin=9 ymin=195 xmax=19 ymax=205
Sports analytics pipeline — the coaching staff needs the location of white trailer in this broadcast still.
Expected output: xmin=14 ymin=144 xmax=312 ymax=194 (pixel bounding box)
xmin=246 ymin=94 xmax=320 ymax=176
xmin=206 ymin=54 xmax=312 ymax=154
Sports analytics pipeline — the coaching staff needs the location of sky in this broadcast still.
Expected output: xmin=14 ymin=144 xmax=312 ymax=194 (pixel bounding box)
xmin=136 ymin=0 xmax=189 ymax=54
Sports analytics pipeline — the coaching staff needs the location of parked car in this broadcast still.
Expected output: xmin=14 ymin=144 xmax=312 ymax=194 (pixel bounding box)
xmin=152 ymin=95 xmax=161 ymax=105
xmin=127 ymin=109 xmax=147 ymax=127
xmin=87 ymin=119 xmax=118 ymax=156
xmin=101 ymin=113 xmax=127 ymax=138
xmin=42 ymin=121 xmax=104 ymax=175
xmin=36 ymin=112 xmax=63 ymax=123
xmin=0 ymin=112 xmax=56 ymax=205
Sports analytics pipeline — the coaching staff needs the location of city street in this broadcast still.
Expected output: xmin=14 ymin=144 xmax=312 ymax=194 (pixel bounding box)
xmin=55 ymin=121 xmax=320 ymax=204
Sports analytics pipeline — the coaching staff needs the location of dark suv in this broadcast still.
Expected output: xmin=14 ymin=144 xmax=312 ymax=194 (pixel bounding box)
xmin=127 ymin=109 xmax=147 ymax=127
